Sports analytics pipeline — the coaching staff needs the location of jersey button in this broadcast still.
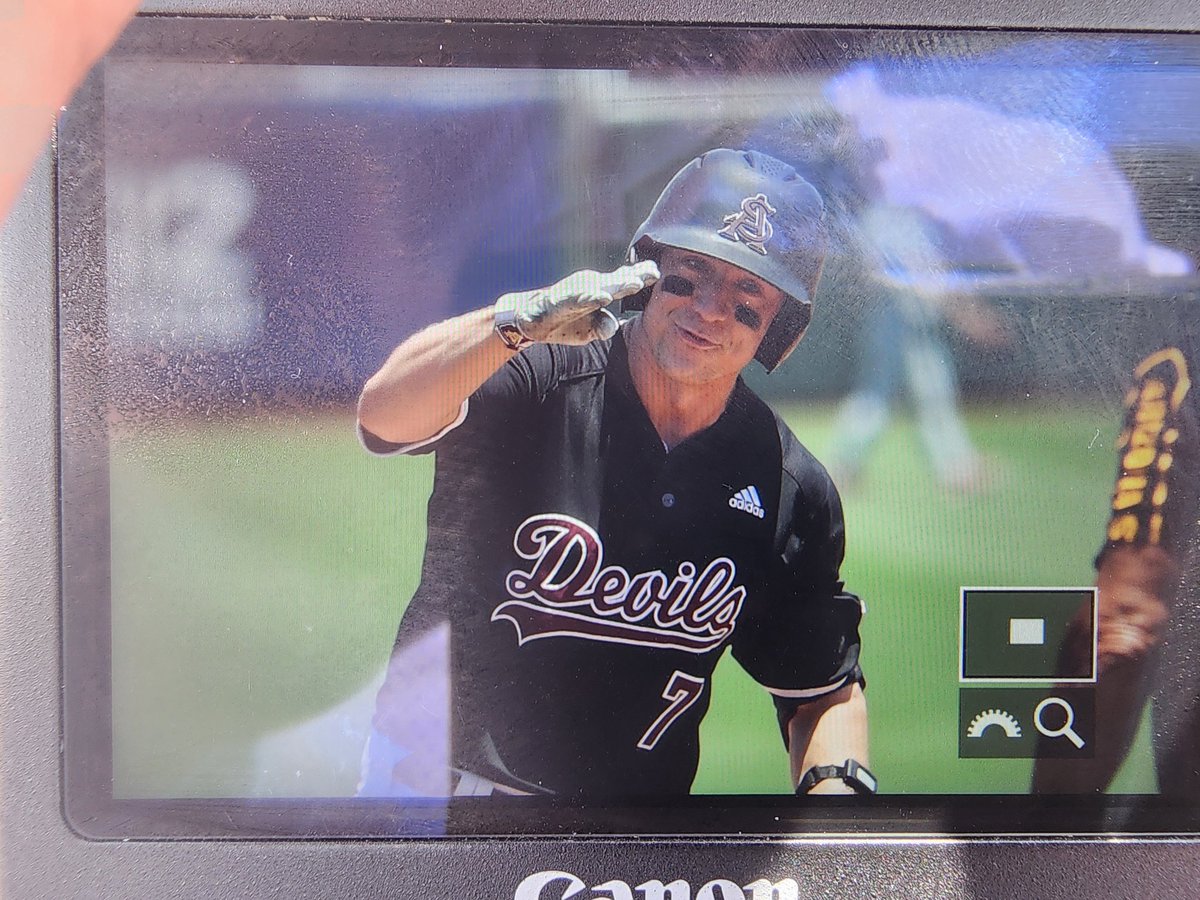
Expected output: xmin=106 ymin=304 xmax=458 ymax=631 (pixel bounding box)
xmin=661 ymin=492 xmax=676 ymax=508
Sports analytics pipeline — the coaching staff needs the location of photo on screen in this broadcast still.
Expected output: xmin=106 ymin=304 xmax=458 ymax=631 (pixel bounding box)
xmin=57 ymin=19 xmax=1200 ymax=838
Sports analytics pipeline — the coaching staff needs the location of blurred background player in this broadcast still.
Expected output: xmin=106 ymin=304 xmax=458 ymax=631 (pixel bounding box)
xmin=828 ymin=202 xmax=1010 ymax=492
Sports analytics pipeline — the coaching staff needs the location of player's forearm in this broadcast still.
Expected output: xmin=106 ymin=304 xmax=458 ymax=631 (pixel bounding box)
xmin=788 ymin=683 xmax=869 ymax=794
xmin=357 ymin=306 xmax=516 ymax=444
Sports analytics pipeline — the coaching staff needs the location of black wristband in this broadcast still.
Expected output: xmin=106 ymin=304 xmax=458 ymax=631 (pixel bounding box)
xmin=796 ymin=759 xmax=877 ymax=796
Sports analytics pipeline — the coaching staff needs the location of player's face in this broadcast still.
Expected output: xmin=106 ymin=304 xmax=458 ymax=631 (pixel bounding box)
xmin=636 ymin=247 xmax=785 ymax=386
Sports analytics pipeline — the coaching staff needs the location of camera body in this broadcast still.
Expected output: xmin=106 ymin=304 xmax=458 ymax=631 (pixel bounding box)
xmin=4 ymin=0 xmax=1200 ymax=896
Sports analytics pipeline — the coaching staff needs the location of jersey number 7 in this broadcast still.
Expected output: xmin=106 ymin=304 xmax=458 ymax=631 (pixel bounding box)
xmin=637 ymin=670 xmax=706 ymax=751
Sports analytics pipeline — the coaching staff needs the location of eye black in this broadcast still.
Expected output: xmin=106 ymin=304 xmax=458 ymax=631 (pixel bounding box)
xmin=661 ymin=274 xmax=695 ymax=297
xmin=735 ymin=305 xmax=762 ymax=330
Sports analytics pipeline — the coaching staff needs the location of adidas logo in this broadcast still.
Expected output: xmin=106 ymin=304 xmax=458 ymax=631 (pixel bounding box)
xmin=728 ymin=485 xmax=765 ymax=519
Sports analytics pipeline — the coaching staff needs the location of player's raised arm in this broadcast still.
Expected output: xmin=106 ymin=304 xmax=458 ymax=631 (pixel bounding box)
xmin=788 ymin=683 xmax=871 ymax=795
xmin=357 ymin=306 xmax=515 ymax=446
xmin=356 ymin=262 xmax=658 ymax=445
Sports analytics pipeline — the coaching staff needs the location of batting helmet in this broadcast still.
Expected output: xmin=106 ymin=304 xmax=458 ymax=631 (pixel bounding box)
xmin=625 ymin=148 xmax=827 ymax=372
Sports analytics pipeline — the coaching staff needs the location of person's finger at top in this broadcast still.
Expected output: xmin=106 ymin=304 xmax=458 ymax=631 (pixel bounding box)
xmin=1 ymin=0 xmax=142 ymax=106
xmin=0 ymin=0 xmax=140 ymax=223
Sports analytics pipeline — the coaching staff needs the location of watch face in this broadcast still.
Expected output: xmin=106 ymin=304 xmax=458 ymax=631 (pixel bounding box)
xmin=850 ymin=764 xmax=879 ymax=795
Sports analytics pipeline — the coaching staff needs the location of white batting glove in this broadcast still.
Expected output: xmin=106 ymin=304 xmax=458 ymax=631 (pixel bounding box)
xmin=494 ymin=261 xmax=659 ymax=346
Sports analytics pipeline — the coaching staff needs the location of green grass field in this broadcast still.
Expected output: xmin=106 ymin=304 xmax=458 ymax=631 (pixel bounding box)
xmin=108 ymin=403 xmax=1156 ymax=799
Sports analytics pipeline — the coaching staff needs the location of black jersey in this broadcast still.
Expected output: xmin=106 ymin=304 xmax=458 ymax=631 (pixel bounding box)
xmin=1099 ymin=296 xmax=1200 ymax=797
xmin=363 ymin=329 xmax=863 ymax=797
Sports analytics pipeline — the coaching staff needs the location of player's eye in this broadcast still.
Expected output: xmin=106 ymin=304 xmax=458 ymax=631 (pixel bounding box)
xmin=734 ymin=304 xmax=762 ymax=330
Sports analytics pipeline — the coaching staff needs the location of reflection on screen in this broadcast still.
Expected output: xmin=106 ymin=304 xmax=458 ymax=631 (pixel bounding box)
xmin=63 ymin=24 xmax=1199 ymax=832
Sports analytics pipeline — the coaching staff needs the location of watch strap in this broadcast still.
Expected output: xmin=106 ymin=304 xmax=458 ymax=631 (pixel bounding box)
xmin=796 ymin=758 xmax=878 ymax=795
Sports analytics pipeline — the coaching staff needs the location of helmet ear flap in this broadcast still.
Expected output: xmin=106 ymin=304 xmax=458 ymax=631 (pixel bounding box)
xmin=755 ymin=300 xmax=812 ymax=373
xmin=621 ymin=284 xmax=654 ymax=312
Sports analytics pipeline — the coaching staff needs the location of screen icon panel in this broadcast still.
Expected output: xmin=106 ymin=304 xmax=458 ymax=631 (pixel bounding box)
xmin=959 ymin=688 xmax=1095 ymax=759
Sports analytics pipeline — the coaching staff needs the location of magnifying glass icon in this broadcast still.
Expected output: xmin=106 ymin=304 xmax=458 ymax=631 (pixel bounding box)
xmin=1034 ymin=696 xmax=1085 ymax=749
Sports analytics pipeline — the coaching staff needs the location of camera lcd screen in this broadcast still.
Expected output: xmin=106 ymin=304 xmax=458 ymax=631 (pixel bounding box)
xmin=58 ymin=18 xmax=1200 ymax=838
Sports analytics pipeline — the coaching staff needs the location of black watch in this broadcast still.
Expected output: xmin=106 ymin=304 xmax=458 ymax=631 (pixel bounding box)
xmin=795 ymin=759 xmax=877 ymax=796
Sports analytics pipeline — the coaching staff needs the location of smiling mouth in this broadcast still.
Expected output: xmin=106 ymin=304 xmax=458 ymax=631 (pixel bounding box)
xmin=674 ymin=322 xmax=720 ymax=350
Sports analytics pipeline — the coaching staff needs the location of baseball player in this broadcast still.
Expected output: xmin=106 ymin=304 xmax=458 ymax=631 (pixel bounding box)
xmin=356 ymin=149 xmax=871 ymax=799
xmin=1032 ymin=295 xmax=1199 ymax=797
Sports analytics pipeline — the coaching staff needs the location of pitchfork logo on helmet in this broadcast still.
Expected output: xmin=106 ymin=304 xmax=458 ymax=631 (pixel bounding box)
xmin=718 ymin=193 xmax=777 ymax=255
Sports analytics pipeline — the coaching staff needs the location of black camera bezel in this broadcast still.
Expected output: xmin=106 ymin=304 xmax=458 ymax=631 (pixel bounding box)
xmin=5 ymin=0 xmax=1200 ymax=896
